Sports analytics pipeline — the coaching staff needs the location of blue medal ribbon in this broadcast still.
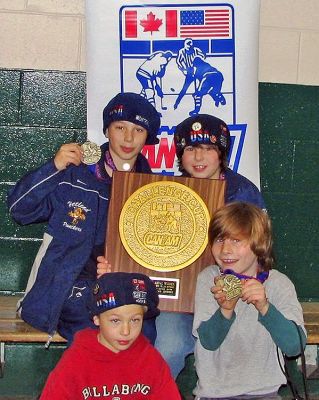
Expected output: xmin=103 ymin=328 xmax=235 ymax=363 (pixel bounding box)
xmin=223 ymin=268 xmax=269 ymax=283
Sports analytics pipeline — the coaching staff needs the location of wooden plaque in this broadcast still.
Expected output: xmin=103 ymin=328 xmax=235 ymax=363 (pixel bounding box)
xmin=106 ymin=171 xmax=225 ymax=313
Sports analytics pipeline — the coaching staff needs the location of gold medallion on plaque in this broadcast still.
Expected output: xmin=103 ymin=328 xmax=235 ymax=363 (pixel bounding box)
xmin=119 ymin=181 xmax=210 ymax=272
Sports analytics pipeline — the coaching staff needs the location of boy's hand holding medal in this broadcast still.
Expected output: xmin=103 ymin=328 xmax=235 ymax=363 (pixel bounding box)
xmin=215 ymin=274 xmax=242 ymax=300
xmin=241 ymin=278 xmax=269 ymax=315
xmin=212 ymin=275 xmax=243 ymax=314
xmin=212 ymin=273 xmax=269 ymax=316
xmin=54 ymin=143 xmax=83 ymax=170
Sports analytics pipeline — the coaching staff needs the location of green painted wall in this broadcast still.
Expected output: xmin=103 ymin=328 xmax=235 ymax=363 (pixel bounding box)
xmin=0 ymin=69 xmax=318 ymax=397
xmin=0 ymin=69 xmax=87 ymax=295
xmin=0 ymin=343 xmax=65 ymax=397
xmin=0 ymin=69 xmax=86 ymax=396
xmin=259 ymin=83 xmax=319 ymax=301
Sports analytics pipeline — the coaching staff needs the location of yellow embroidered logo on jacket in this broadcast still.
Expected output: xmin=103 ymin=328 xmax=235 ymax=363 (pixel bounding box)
xmin=68 ymin=207 xmax=86 ymax=225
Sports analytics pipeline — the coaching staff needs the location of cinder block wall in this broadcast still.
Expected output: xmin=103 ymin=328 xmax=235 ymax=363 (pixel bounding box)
xmin=0 ymin=0 xmax=318 ymax=397
xmin=259 ymin=83 xmax=319 ymax=300
xmin=1 ymin=69 xmax=87 ymax=293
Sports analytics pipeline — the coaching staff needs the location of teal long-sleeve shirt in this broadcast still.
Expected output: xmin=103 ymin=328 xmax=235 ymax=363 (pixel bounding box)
xmin=198 ymin=302 xmax=306 ymax=356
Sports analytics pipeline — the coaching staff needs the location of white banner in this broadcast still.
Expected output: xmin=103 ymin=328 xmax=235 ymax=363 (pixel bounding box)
xmin=86 ymin=0 xmax=261 ymax=186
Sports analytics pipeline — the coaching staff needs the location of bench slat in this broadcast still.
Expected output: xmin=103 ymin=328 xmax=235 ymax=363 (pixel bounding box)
xmin=0 ymin=296 xmax=21 ymax=319
xmin=0 ymin=295 xmax=318 ymax=344
xmin=0 ymin=321 xmax=65 ymax=343
xmin=0 ymin=296 xmax=66 ymax=343
xmin=302 ymin=302 xmax=319 ymax=343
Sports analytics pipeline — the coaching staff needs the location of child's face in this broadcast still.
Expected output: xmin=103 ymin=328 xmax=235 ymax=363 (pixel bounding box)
xmin=181 ymin=144 xmax=221 ymax=179
xmin=93 ymin=304 xmax=145 ymax=353
xmin=212 ymin=235 xmax=258 ymax=277
xmin=107 ymin=121 xmax=148 ymax=168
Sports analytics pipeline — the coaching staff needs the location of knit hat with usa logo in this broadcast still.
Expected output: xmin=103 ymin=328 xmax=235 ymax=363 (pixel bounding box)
xmin=174 ymin=114 xmax=230 ymax=159
xmin=103 ymin=92 xmax=161 ymax=145
xmin=89 ymin=272 xmax=160 ymax=319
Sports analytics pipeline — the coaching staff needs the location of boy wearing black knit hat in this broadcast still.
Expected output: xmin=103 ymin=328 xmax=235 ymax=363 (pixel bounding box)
xmin=154 ymin=114 xmax=266 ymax=378
xmin=40 ymin=272 xmax=181 ymax=400
xmin=7 ymin=92 xmax=160 ymax=346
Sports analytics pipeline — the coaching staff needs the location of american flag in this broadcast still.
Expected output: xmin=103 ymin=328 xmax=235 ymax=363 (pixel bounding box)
xmin=179 ymin=9 xmax=231 ymax=38
xmin=123 ymin=7 xmax=231 ymax=39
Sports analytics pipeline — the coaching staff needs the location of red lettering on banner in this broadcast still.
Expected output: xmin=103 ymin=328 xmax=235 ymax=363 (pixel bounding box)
xmin=142 ymin=138 xmax=176 ymax=169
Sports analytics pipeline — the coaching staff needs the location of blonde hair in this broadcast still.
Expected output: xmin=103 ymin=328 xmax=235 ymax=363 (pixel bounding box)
xmin=208 ymin=202 xmax=274 ymax=271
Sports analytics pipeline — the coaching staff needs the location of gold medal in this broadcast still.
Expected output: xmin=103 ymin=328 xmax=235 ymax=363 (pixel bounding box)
xmin=119 ymin=181 xmax=210 ymax=272
xmin=81 ymin=141 xmax=101 ymax=165
xmin=215 ymin=274 xmax=242 ymax=300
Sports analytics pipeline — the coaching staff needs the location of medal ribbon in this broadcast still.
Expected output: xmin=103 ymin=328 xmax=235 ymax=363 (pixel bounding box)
xmin=104 ymin=150 xmax=136 ymax=173
xmin=90 ymin=150 xmax=114 ymax=183
xmin=104 ymin=150 xmax=117 ymax=171
xmin=92 ymin=150 xmax=135 ymax=182
xmin=223 ymin=268 xmax=269 ymax=283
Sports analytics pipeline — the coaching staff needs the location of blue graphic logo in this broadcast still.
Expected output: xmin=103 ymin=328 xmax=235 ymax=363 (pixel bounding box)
xmin=119 ymin=4 xmax=246 ymax=173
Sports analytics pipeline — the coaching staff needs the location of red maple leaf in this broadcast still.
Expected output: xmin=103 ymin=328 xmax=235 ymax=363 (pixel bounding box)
xmin=140 ymin=12 xmax=162 ymax=34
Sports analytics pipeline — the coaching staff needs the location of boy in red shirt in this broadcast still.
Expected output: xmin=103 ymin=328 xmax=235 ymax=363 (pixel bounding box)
xmin=40 ymin=272 xmax=181 ymax=400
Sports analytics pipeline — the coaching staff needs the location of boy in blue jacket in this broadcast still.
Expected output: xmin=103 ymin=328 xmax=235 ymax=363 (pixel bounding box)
xmin=7 ymin=92 xmax=160 ymax=345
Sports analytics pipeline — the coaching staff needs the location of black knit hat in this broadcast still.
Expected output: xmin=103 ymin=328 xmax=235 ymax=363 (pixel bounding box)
xmin=89 ymin=272 xmax=160 ymax=320
xmin=174 ymin=114 xmax=230 ymax=159
xmin=103 ymin=92 xmax=161 ymax=145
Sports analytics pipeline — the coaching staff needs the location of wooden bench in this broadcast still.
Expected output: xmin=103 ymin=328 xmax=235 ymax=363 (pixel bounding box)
xmin=0 ymin=295 xmax=318 ymax=378
xmin=301 ymin=302 xmax=319 ymax=344
xmin=0 ymin=295 xmax=66 ymax=378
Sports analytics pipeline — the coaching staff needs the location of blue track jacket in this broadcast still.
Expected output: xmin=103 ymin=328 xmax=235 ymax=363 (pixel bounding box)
xmin=7 ymin=145 xmax=152 ymax=337
xmin=8 ymin=160 xmax=110 ymax=336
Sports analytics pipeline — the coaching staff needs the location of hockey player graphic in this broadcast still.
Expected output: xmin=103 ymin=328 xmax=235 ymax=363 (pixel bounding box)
xmin=189 ymin=56 xmax=226 ymax=116
xmin=174 ymin=38 xmax=205 ymax=110
xmin=136 ymin=51 xmax=173 ymax=114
